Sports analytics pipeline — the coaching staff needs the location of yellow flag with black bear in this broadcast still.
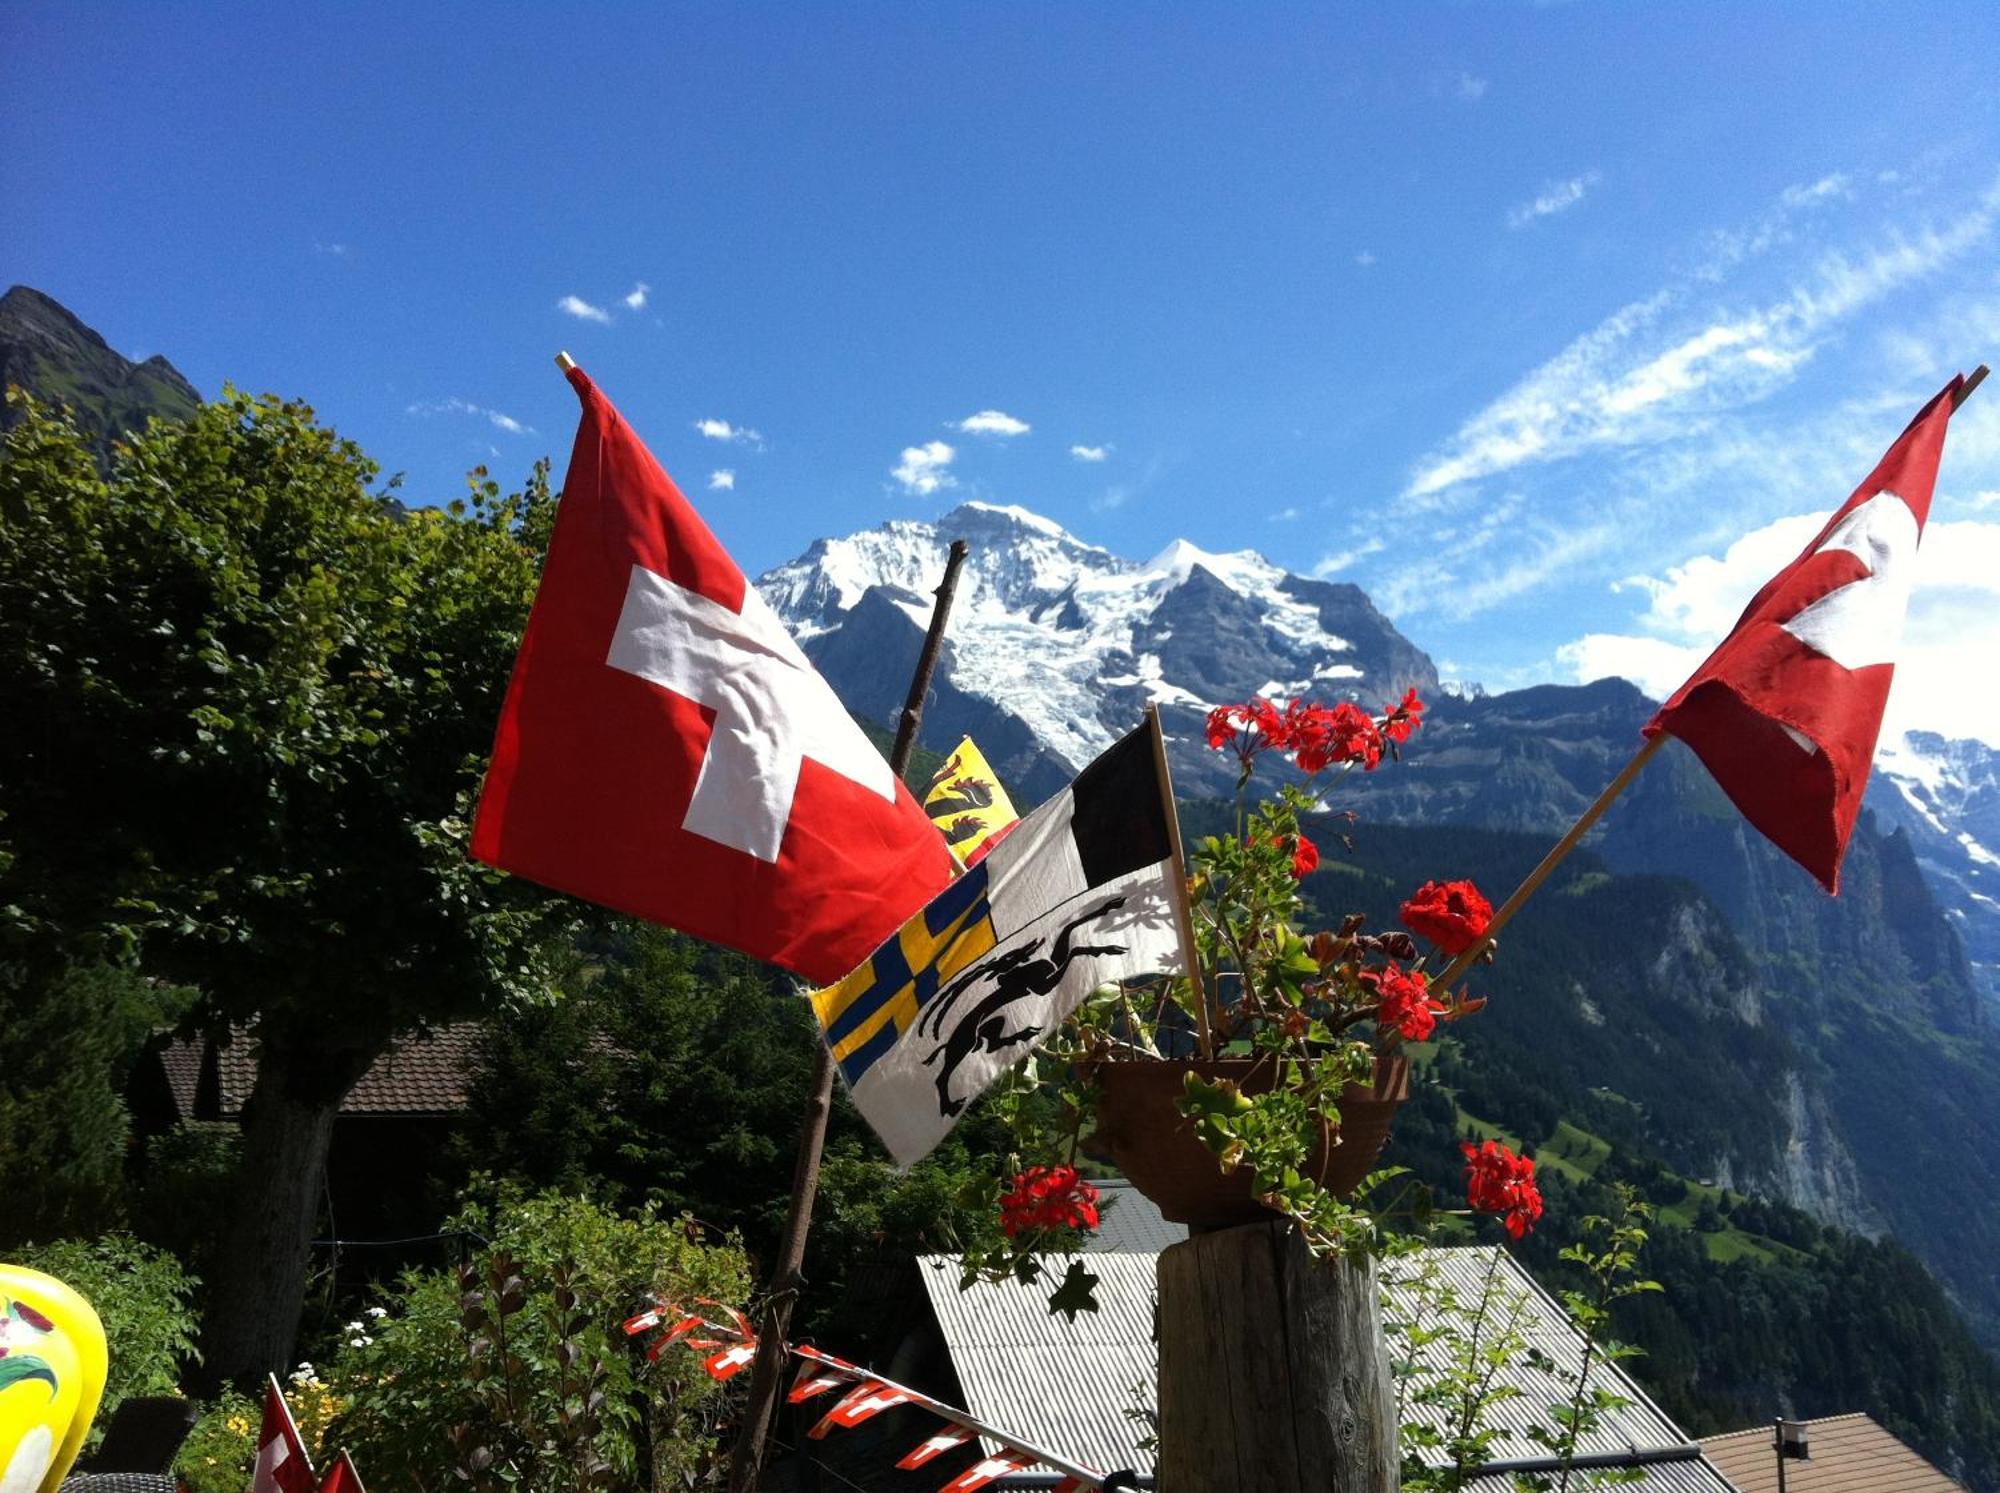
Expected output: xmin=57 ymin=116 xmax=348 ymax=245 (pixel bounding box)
xmin=921 ymin=737 xmax=1019 ymax=867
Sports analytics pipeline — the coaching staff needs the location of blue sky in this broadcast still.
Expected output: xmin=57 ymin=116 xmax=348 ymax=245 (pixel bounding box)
xmin=9 ymin=3 xmax=2000 ymax=742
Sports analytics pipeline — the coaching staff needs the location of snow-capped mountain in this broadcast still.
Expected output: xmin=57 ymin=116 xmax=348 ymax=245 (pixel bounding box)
xmin=756 ymin=500 xmax=1437 ymax=801
xmin=1871 ymin=732 xmax=2000 ymax=1004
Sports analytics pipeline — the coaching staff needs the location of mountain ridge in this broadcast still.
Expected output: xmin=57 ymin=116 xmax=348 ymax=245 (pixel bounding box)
xmin=0 ymin=284 xmax=200 ymax=459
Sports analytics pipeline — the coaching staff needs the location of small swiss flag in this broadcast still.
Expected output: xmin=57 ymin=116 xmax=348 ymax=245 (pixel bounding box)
xmin=251 ymin=1376 xmax=315 ymax=1493
xmin=1645 ymin=373 xmax=1969 ymax=893
xmin=472 ymin=365 xmax=954 ymax=982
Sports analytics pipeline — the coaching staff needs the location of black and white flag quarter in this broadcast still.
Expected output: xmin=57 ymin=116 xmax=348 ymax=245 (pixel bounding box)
xmin=812 ymin=719 xmax=1187 ymax=1165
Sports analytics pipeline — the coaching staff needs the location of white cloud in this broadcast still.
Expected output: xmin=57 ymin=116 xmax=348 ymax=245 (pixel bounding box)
xmin=694 ymin=418 xmax=764 ymax=445
xmin=1312 ymin=536 xmax=1387 ymax=578
xmin=1457 ymin=71 xmax=1489 ymax=102
xmin=1408 ymin=175 xmax=2000 ymax=500
xmin=406 ymin=397 xmax=534 ymax=436
xmin=957 ymin=409 xmax=1031 ymax=437
xmin=557 ymin=294 xmax=612 ymax=324
xmin=1354 ymin=249 xmax=1378 ymax=268
xmin=1269 ymin=507 xmax=1301 ymax=522
xmin=1781 ymin=173 xmax=1853 ymax=209
xmin=1557 ymin=512 xmax=2000 ymax=746
xmin=1507 ymin=171 xmax=1601 ymax=229
xmin=1069 ymin=443 xmax=1110 ymax=462
xmin=1093 ymin=485 xmax=1132 ymax=513
xmin=313 ymin=240 xmax=350 ymax=257
xmin=893 ymin=440 xmax=957 ymax=495
xmin=624 ymin=282 xmax=650 ymax=311
xmin=709 ymin=469 xmax=736 ymax=491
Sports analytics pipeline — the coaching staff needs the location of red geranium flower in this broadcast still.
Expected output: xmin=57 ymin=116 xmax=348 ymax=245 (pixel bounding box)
xmin=1400 ymin=879 xmax=1494 ymax=956
xmin=1206 ymin=699 xmax=1290 ymax=773
xmin=1287 ymin=699 xmax=1383 ymax=774
xmin=999 ymin=1165 xmax=1102 ymax=1238
xmin=1289 ymin=832 xmax=1319 ymax=879
xmin=1462 ymin=1139 xmax=1544 ymax=1239
xmin=1382 ymin=688 xmax=1426 ymax=745
xmin=1369 ymin=962 xmax=1443 ymax=1042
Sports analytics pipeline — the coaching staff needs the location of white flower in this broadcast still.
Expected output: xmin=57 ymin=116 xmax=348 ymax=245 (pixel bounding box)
xmin=290 ymin=1362 xmax=316 ymax=1385
xmin=365 ymin=1306 xmax=388 ymax=1319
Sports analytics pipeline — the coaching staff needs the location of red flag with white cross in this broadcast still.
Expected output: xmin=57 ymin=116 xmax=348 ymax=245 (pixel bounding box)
xmin=472 ymin=365 xmax=955 ymax=983
xmin=1645 ymin=373 xmax=1969 ymax=894
xmin=251 ymin=1376 xmax=315 ymax=1493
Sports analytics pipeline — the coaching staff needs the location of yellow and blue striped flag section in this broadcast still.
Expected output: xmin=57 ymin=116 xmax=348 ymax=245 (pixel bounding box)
xmin=921 ymin=737 xmax=1019 ymax=867
xmin=812 ymin=861 xmax=997 ymax=1088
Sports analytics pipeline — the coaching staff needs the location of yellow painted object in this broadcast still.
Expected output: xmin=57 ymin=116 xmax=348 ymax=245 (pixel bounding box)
xmin=0 ymin=1265 xmax=108 ymax=1493
xmin=921 ymin=737 xmax=1020 ymax=867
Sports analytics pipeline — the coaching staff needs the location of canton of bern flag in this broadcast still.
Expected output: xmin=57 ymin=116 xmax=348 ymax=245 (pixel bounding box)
xmin=1645 ymin=374 xmax=1968 ymax=894
xmin=471 ymin=366 xmax=955 ymax=983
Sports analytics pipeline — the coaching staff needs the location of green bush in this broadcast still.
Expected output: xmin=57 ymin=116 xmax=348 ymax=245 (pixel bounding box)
xmin=16 ymin=1233 xmax=199 ymax=1442
xmin=325 ymin=1189 xmax=751 ymax=1491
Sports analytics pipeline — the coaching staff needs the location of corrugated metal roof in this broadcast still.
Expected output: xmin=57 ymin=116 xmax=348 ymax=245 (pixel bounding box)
xmin=1700 ymin=1413 xmax=1964 ymax=1492
xmin=920 ymin=1243 xmax=1741 ymax=1490
xmin=1385 ymin=1244 xmax=1691 ymax=1464
xmin=1086 ymin=1181 xmax=1187 ymax=1255
xmin=1460 ymin=1456 xmax=1739 ymax=1492
xmin=918 ymin=1253 xmax=1157 ymax=1480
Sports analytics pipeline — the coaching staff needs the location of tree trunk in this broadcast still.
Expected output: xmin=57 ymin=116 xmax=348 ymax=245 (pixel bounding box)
xmin=1156 ymin=1219 xmax=1397 ymax=1493
xmin=195 ymin=1034 xmax=382 ymax=1390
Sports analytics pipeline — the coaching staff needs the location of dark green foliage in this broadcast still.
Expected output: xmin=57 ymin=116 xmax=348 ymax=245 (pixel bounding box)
xmin=0 ymin=965 xmax=190 ymax=1246
xmin=17 ymin=1233 xmax=201 ymax=1439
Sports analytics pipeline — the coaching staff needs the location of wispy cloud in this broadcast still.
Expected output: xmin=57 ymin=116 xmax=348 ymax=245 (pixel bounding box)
xmin=893 ymin=440 xmax=956 ymax=496
xmin=1354 ymin=249 xmax=1378 ymax=268
xmin=557 ymin=294 xmax=612 ymax=324
xmin=957 ymin=409 xmax=1031 ymax=436
xmin=624 ymin=282 xmax=650 ymax=311
xmin=1557 ymin=511 xmax=2000 ymax=745
xmin=1781 ymin=173 xmax=1853 ymax=209
xmin=1268 ymin=507 xmax=1301 ymax=523
xmin=1407 ymin=176 xmax=2000 ymax=501
xmin=709 ymin=469 xmax=735 ymax=491
xmin=695 ymin=418 xmax=764 ymax=446
xmin=1069 ymin=443 xmax=1110 ymax=463
xmin=1312 ymin=536 xmax=1386 ymax=578
xmin=406 ymin=397 xmax=534 ymax=436
xmin=1507 ymin=171 xmax=1601 ymax=229
xmin=1456 ymin=71 xmax=1489 ymax=102
xmin=313 ymin=240 xmax=350 ymax=258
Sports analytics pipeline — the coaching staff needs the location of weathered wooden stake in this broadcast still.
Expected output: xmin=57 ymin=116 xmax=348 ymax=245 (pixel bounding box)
xmin=1157 ymin=1220 xmax=1397 ymax=1493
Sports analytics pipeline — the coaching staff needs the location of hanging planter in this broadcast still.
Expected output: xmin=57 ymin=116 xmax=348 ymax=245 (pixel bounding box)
xmin=1092 ymin=1054 xmax=1410 ymax=1228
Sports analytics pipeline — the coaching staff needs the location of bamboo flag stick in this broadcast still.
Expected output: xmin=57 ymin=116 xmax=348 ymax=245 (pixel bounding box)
xmin=726 ymin=540 xmax=973 ymax=1493
xmin=1146 ymin=704 xmax=1215 ymax=1059
xmin=1425 ymin=360 xmax=1988 ymax=999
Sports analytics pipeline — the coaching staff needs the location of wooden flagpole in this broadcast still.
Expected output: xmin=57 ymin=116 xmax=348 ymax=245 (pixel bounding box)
xmin=554 ymin=349 xmax=577 ymax=372
xmin=1145 ymin=703 xmax=1215 ymax=1059
xmin=1426 ymin=361 xmax=1988 ymax=999
xmin=726 ymin=539 xmax=972 ymax=1493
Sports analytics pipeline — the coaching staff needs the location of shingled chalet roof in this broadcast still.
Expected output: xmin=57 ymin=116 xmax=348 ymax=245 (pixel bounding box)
xmin=158 ymin=1023 xmax=485 ymax=1120
xmin=1700 ymin=1413 xmax=1963 ymax=1493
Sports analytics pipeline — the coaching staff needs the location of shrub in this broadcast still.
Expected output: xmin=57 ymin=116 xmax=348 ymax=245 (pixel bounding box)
xmin=325 ymin=1189 xmax=751 ymax=1491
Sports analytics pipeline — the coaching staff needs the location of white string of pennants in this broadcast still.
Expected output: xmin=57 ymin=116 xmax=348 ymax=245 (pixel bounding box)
xmin=624 ymin=1299 xmax=1134 ymax=1492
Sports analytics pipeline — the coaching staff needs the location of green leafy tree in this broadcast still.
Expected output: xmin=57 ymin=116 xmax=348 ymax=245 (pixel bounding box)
xmin=0 ymin=390 xmax=573 ymax=1382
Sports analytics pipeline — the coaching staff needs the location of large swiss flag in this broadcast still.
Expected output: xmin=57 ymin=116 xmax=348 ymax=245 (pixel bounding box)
xmin=1645 ymin=374 xmax=1967 ymax=893
xmin=472 ymin=366 xmax=954 ymax=983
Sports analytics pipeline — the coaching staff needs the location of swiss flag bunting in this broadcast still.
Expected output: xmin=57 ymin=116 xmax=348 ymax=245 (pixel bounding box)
xmin=1646 ymin=374 xmax=1965 ymax=892
xmin=471 ymin=365 xmax=954 ymax=983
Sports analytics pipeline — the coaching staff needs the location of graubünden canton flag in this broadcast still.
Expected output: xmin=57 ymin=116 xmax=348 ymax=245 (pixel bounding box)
xmin=815 ymin=721 xmax=1187 ymax=1165
xmin=1645 ymin=373 xmax=1968 ymax=894
xmin=472 ymin=366 xmax=955 ymax=983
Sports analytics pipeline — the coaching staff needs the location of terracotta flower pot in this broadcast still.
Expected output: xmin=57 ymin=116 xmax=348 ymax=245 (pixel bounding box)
xmin=1089 ymin=1053 xmax=1410 ymax=1230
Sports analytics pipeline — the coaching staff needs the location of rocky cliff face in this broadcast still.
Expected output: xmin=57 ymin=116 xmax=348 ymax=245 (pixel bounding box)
xmin=0 ymin=285 xmax=200 ymax=460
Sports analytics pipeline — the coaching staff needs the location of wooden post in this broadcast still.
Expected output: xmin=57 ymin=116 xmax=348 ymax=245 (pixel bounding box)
xmin=725 ymin=540 xmax=972 ymax=1493
xmin=1157 ymin=1219 xmax=1397 ymax=1492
